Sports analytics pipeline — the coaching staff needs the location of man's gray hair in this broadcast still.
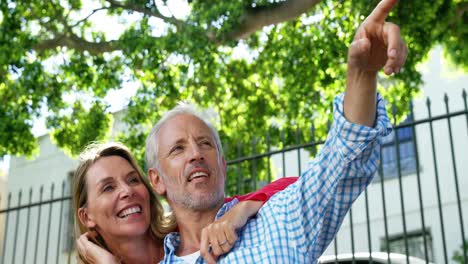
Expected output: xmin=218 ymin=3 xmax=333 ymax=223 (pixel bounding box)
xmin=145 ymin=102 xmax=223 ymax=170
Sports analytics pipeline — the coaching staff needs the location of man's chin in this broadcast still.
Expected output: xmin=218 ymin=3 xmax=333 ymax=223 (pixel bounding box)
xmin=183 ymin=194 xmax=224 ymax=211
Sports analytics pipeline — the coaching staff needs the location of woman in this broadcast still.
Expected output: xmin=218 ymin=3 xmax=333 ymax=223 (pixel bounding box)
xmin=73 ymin=142 xmax=296 ymax=263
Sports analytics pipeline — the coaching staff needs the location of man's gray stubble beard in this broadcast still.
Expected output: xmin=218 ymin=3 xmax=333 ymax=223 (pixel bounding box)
xmin=158 ymin=167 xmax=225 ymax=211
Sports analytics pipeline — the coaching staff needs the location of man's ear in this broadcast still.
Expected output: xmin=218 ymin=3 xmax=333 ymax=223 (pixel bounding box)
xmin=221 ymin=157 xmax=227 ymax=177
xmin=149 ymin=168 xmax=167 ymax=196
xmin=78 ymin=207 xmax=96 ymax=229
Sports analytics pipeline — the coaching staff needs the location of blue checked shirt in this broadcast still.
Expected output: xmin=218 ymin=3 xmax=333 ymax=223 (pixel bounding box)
xmin=161 ymin=93 xmax=392 ymax=263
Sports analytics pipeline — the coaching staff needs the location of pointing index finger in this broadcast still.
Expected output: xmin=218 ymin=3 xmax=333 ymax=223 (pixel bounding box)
xmin=367 ymin=0 xmax=398 ymax=23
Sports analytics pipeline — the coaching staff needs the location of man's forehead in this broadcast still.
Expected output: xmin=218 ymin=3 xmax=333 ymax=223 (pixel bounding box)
xmin=157 ymin=113 xmax=214 ymax=142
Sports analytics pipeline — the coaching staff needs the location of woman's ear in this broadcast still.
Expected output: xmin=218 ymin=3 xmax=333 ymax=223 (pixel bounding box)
xmin=78 ymin=207 xmax=96 ymax=229
xmin=149 ymin=168 xmax=166 ymax=196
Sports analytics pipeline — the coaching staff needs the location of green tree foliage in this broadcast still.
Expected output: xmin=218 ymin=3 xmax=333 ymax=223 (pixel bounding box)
xmin=0 ymin=0 xmax=466 ymax=187
xmin=452 ymin=239 xmax=468 ymax=264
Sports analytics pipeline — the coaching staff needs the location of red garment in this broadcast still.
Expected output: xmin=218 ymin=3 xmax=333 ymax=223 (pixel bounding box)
xmin=173 ymin=177 xmax=298 ymax=232
xmin=224 ymin=177 xmax=298 ymax=203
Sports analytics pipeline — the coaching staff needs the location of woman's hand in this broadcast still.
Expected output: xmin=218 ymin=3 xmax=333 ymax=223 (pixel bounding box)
xmin=200 ymin=200 xmax=263 ymax=264
xmin=76 ymin=231 xmax=119 ymax=264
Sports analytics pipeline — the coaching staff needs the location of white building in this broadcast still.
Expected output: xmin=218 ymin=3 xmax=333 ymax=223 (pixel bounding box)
xmin=0 ymin=168 xmax=7 ymax=259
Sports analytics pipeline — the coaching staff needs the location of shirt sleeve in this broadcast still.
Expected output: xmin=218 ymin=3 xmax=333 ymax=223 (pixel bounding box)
xmin=265 ymin=92 xmax=392 ymax=259
xmin=224 ymin=177 xmax=299 ymax=203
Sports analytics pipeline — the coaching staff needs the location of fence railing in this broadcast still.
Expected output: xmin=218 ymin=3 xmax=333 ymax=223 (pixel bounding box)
xmin=1 ymin=90 xmax=467 ymax=264
xmin=223 ymin=90 xmax=468 ymax=264
xmin=0 ymin=183 xmax=75 ymax=264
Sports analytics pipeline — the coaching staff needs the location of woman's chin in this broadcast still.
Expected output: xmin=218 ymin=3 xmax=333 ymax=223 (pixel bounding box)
xmin=100 ymin=220 xmax=150 ymax=240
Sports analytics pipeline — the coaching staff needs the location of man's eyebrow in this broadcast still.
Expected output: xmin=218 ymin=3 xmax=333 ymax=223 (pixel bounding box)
xmin=196 ymin=135 xmax=214 ymax=141
xmin=167 ymin=138 xmax=186 ymax=148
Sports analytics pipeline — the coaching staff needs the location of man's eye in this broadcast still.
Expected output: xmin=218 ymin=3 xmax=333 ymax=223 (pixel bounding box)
xmin=170 ymin=145 xmax=184 ymax=153
xmin=200 ymin=140 xmax=213 ymax=147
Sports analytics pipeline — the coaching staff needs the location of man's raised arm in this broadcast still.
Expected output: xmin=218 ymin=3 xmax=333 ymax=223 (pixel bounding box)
xmin=344 ymin=0 xmax=407 ymax=127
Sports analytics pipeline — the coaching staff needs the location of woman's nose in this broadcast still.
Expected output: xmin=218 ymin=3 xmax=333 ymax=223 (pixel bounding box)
xmin=119 ymin=184 xmax=134 ymax=199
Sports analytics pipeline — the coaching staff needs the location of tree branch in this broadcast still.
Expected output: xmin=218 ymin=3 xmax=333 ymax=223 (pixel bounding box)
xmin=33 ymin=33 xmax=120 ymax=54
xmin=70 ymin=7 xmax=110 ymax=28
xmin=105 ymin=0 xmax=183 ymax=27
xmin=455 ymin=2 xmax=468 ymax=20
xmin=228 ymin=0 xmax=322 ymax=41
xmin=33 ymin=0 xmax=323 ymax=54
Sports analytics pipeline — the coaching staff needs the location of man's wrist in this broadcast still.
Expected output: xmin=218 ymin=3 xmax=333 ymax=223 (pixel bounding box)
xmin=233 ymin=201 xmax=263 ymax=228
xmin=344 ymin=68 xmax=378 ymax=127
xmin=346 ymin=68 xmax=377 ymax=92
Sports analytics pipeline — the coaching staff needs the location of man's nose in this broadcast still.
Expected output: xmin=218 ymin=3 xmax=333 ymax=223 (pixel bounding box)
xmin=188 ymin=143 xmax=204 ymax=162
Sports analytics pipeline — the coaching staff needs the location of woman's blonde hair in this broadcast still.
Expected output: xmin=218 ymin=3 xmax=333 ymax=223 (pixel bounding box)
xmin=72 ymin=142 xmax=176 ymax=263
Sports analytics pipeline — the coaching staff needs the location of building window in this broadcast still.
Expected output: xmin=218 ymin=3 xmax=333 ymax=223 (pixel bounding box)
xmin=381 ymin=229 xmax=434 ymax=262
xmin=380 ymin=115 xmax=417 ymax=179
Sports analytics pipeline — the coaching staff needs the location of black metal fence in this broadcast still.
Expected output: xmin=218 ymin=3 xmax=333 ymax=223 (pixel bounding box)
xmin=0 ymin=183 xmax=74 ymax=264
xmin=1 ymin=90 xmax=467 ymax=264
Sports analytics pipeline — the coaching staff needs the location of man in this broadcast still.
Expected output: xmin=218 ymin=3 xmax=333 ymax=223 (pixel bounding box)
xmin=147 ymin=0 xmax=407 ymax=263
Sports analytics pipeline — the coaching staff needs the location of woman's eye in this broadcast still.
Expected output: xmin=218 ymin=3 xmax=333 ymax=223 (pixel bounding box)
xmin=129 ymin=176 xmax=140 ymax=184
xmin=102 ymin=185 xmax=114 ymax=192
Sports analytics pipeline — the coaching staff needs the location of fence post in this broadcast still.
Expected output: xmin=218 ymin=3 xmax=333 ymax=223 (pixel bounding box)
xmin=364 ymin=189 xmax=373 ymax=264
xmin=392 ymin=105 xmax=410 ymax=264
xmin=45 ymin=183 xmax=55 ymax=263
xmin=426 ymin=98 xmax=449 ymax=263
xmin=1 ymin=192 xmax=12 ymax=264
xmin=33 ymin=186 xmax=44 ymax=264
xmin=310 ymin=123 xmax=317 ymax=157
xmin=56 ymin=181 xmax=66 ymax=264
xmin=444 ymin=93 xmax=467 ymax=263
xmin=378 ymin=147 xmax=391 ymax=264
xmin=236 ymin=143 xmax=242 ymax=194
xmin=266 ymin=131 xmax=271 ymax=183
xmin=296 ymin=127 xmax=301 ymax=176
xmin=349 ymin=208 xmax=356 ymax=263
xmin=281 ymin=131 xmax=286 ymax=177
xmin=22 ymin=188 xmax=33 ymax=264
xmin=251 ymin=137 xmax=257 ymax=191
xmin=410 ymin=101 xmax=429 ymax=263
xmin=12 ymin=190 xmax=22 ymax=264
xmin=463 ymin=89 xmax=467 ymax=131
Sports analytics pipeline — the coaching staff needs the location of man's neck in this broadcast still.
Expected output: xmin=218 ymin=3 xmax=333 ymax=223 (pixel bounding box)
xmin=172 ymin=203 xmax=223 ymax=256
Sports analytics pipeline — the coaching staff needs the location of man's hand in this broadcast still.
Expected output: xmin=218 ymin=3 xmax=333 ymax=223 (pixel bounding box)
xmin=348 ymin=0 xmax=407 ymax=75
xmin=344 ymin=0 xmax=407 ymax=127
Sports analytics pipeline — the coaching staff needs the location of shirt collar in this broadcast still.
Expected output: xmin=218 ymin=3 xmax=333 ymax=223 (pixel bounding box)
xmin=163 ymin=198 xmax=240 ymax=256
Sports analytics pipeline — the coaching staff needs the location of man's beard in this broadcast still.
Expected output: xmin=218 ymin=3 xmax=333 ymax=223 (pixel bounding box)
xmin=158 ymin=165 xmax=225 ymax=211
xmin=167 ymin=186 xmax=224 ymax=211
